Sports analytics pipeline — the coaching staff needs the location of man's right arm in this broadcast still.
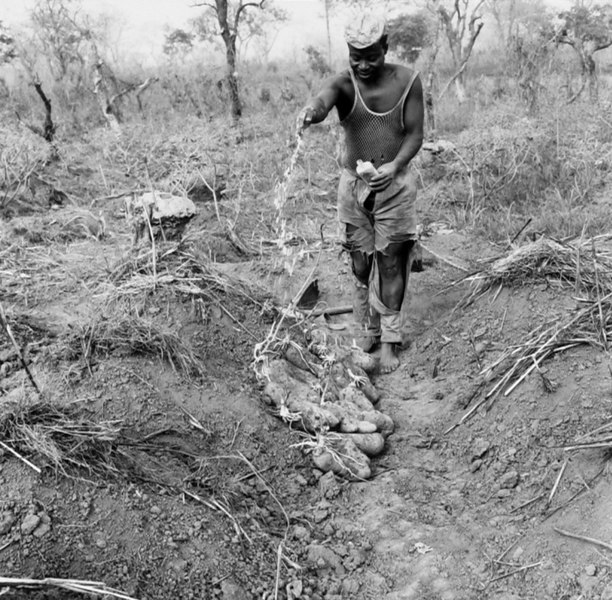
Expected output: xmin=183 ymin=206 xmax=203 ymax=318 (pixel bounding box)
xmin=297 ymin=75 xmax=342 ymax=132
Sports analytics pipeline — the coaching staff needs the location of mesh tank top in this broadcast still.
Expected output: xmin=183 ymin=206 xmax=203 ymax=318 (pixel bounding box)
xmin=340 ymin=68 xmax=419 ymax=171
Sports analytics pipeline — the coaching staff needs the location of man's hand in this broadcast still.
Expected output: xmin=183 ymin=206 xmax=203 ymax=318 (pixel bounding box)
xmin=296 ymin=106 xmax=315 ymax=134
xmin=369 ymin=162 xmax=398 ymax=192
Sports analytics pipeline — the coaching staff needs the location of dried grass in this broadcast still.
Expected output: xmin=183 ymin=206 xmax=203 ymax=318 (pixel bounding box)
xmin=0 ymin=402 xmax=122 ymax=476
xmin=452 ymin=233 xmax=612 ymax=426
xmin=461 ymin=234 xmax=612 ymax=306
xmin=60 ymin=314 xmax=202 ymax=376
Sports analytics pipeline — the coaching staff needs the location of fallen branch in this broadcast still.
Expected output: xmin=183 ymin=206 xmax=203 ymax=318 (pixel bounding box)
xmin=554 ymin=527 xmax=612 ymax=553
xmin=0 ymin=302 xmax=41 ymax=394
xmin=0 ymin=577 xmax=138 ymax=600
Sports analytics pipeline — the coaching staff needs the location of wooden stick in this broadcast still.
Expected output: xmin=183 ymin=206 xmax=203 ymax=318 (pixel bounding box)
xmin=308 ymin=304 xmax=353 ymax=317
xmin=0 ymin=441 xmax=41 ymax=474
xmin=510 ymin=492 xmax=546 ymax=513
xmin=554 ymin=527 xmax=612 ymax=552
xmin=0 ymin=302 xmax=41 ymax=394
xmin=546 ymin=458 xmax=568 ymax=507
xmin=486 ymin=561 xmax=541 ymax=585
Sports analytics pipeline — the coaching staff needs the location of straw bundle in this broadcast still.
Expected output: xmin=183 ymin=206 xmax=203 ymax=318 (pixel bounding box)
xmin=61 ymin=314 xmax=202 ymax=375
xmin=463 ymin=234 xmax=612 ymax=305
xmin=564 ymin=419 xmax=612 ymax=452
xmin=0 ymin=402 xmax=122 ymax=476
xmin=0 ymin=577 xmax=138 ymax=600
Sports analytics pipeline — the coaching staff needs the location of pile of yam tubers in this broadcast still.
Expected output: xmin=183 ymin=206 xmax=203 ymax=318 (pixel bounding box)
xmin=261 ymin=328 xmax=394 ymax=480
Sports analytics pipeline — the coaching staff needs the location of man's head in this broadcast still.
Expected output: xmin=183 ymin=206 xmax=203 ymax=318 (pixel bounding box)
xmin=345 ymin=14 xmax=388 ymax=81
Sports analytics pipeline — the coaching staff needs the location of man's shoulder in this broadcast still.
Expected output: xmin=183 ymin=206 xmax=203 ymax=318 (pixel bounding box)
xmin=387 ymin=63 xmax=419 ymax=84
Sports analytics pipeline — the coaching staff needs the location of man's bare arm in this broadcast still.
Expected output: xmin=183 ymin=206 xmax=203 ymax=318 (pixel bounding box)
xmin=370 ymin=75 xmax=424 ymax=192
xmin=297 ymin=75 xmax=342 ymax=132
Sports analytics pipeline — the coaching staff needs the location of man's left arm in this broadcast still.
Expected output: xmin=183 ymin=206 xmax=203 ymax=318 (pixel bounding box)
xmin=369 ymin=74 xmax=424 ymax=192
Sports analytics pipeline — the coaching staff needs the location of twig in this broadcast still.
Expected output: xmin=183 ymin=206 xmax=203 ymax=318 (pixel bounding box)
xmin=0 ymin=441 xmax=41 ymax=474
xmin=553 ymin=527 xmax=612 ymax=552
xmin=546 ymin=458 xmax=568 ymax=507
xmin=0 ymin=302 xmax=41 ymax=394
xmin=308 ymin=304 xmax=353 ymax=318
xmin=420 ymin=242 xmax=470 ymax=272
xmin=510 ymin=492 xmax=546 ymax=513
xmin=509 ymin=217 xmax=532 ymax=246
xmin=0 ymin=577 xmax=138 ymax=600
xmin=543 ymin=466 xmax=605 ymax=520
xmin=486 ymin=561 xmax=541 ymax=586
xmin=274 ymin=541 xmax=283 ymax=600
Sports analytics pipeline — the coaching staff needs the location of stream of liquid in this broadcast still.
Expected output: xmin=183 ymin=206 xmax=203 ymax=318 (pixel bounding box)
xmin=273 ymin=130 xmax=304 ymax=276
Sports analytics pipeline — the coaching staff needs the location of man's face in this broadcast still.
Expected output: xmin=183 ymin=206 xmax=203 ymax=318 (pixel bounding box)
xmin=348 ymin=41 xmax=386 ymax=81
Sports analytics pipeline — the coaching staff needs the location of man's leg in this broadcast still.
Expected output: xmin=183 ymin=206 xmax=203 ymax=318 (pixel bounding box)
xmin=347 ymin=224 xmax=379 ymax=352
xmin=377 ymin=241 xmax=411 ymax=373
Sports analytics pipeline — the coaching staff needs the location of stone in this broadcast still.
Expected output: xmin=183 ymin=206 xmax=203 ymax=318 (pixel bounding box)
xmin=126 ymin=192 xmax=197 ymax=243
xmin=33 ymin=523 xmax=51 ymax=538
xmin=21 ymin=514 xmax=41 ymax=535
xmin=319 ymin=471 xmax=340 ymax=500
xmin=221 ymin=580 xmax=248 ymax=600
xmin=585 ymin=564 xmax=597 ymax=576
xmin=500 ymin=470 xmax=519 ymax=489
xmin=306 ymin=544 xmax=345 ymax=575
xmin=293 ymin=525 xmax=310 ymax=541
xmin=341 ymin=579 xmax=360 ymax=595
xmin=470 ymin=459 xmax=483 ymax=473
xmin=471 ymin=438 xmax=490 ymax=461
xmin=0 ymin=512 xmax=16 ymax=535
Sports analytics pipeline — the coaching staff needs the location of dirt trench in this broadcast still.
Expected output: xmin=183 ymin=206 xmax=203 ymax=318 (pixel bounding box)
xmin=294 ymin=227 xmax=612 ymax=600
xmin=2 ymin=211 xmax=612 ymax=600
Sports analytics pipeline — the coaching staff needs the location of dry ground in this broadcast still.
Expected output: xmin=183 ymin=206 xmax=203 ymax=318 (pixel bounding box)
xmin=1 ymin=113 xmax=612 ymax=600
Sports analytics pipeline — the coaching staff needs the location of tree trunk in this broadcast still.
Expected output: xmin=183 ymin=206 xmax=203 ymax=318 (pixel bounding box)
xmin=217 ymin=0 xmax=243 ymax=121
xmin=225 ymin=41 xmax=242 ymax=120
xmin=585 ymin=54 xmax=597 ymax=102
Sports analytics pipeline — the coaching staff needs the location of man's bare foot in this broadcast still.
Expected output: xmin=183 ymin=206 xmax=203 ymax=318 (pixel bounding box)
xmin=356 ymin=334 xmax=379 ymax=353
xmin=379 ymin=342 xmax=400 ymax=373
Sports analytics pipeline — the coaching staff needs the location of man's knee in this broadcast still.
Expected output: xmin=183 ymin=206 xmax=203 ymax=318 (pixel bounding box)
xmin=378 ymin=254 xmax=403 ymax=280
xmin=352 ymin=253 xmax=371 ymax=284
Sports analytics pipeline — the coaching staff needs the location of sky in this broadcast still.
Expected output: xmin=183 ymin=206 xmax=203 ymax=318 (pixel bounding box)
xmin=0 ymin=0 xmax=573 ymax=65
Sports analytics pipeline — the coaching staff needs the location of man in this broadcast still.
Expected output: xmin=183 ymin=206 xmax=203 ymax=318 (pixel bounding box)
xmin=297 ymin=13 xmax=424 ymax=373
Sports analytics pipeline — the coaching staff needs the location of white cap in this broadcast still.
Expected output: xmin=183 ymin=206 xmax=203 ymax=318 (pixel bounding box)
xmin=344 ymin=13 xmax=387 ymax=49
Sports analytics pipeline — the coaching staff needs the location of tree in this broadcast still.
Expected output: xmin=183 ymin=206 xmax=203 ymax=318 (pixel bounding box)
xmin=192 ymin=0 xmax=273 ymax=120
xmin=386 ymin=10 xmax=432 ymax=63
xmin=553 ymin=3 xmax=612 ymax=102
xmin=0 ymin=21 xmax=17 ymax=64
xmin=430 ymin=0 xmax=486 ymax=102
xmin=163 ymin=28 xmax=195 ymax=56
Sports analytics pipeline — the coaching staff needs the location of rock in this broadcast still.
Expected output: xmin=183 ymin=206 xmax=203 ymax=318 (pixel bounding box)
xmin=286 ymin=579 xmax=303 ymax=599
xmin=126 ymin=192 xmax=197 ymax=242
xmin=319 ymin=471 xmax=341 ymax=500
xmin=585 ymin=564 xmax=597 ymax=576
xmin=471 ymin=438 xmax=490 ymax=461
xmin=0 ymin=512 xmax=16 ymax=535
xmin=497 ymin=489 xmax=511 ymax=498
xmin=221 ymin=580 xmax=248 ymax=600
xmin=470 ymin=459 xmax=483 ymax=473
xmin=20 ymin=514 xmax=41 ymax=535
xmin=33 ymin=523 xmax=51 ymax=538
xmin=341 ymin=579 xmax=360 ymax=595
xmin=500 ymin=470 xmax=519 ymax=489
xmin=293 ymin=525 xmax=310 ymax=542
xmin=313 ymin=508 xmax=329 ymax=524
xmin=95 ymin=538 xmax=107 ymax=549
xmin=306 ymin=544 xmax=346 ymax=575
xmin=150 ymin=506 xmax=162 ymax=515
